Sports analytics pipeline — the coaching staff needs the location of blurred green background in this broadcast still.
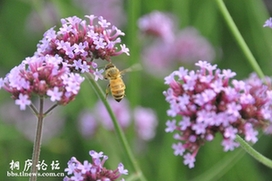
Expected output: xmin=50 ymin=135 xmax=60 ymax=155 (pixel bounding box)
xmin=1 ymin=0 xmax=272 ymax=180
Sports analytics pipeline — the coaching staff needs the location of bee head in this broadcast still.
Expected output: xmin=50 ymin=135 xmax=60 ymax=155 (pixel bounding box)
xmin=105 ymin=62 xmax=116 ymax=70
xmin=104 ymin=62 xmax=120 ymax=78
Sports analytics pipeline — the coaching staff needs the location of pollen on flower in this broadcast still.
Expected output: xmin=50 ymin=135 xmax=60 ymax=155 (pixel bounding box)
xmin=163 ymin=60 xmax=272 ymax=168
xmin=64 ymin=150 xmax=128 ymax=181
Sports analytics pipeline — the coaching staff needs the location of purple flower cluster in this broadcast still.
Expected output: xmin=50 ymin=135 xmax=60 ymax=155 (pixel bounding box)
xmin=36 ymin=15 xmax=129 ymax=71
xmin=138 ymin=11 xmax=214 ymax=77
xmin=163 ymin=60 xmax=272 ymax=168
xmin=138 ymin=11 xmax=175 ymax=42
xmin=0 ymin=15 xmax=129 ymax=110
xmin=0 ymin=55 xmax=84 ymax=109
xmin=64 ymin=150 xmax=128 ymax=181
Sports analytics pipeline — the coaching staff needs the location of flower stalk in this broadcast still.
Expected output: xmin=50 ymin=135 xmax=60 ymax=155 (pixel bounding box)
xmin=30 ymin=96 xmax=44 ymax=181
xmin=235 ymin=135 xmax=272 ymax=169
xmin=215 ymin=0 xmax=265 ymax=79
xmin=85 ymin=72 xmax=147 ymax=181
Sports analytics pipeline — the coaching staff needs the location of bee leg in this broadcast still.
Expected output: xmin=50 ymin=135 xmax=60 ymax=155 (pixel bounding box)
xmin=105 ymin=84 xmax=110 ymax=99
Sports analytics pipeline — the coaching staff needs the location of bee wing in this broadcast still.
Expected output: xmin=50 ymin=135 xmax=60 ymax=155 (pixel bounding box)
xmin=120 ymin=63 xmax=142 ymax=75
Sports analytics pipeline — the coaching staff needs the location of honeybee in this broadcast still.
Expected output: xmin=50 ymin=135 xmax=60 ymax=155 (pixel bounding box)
xmin=104 ymin=62 xmax=141 ymax=102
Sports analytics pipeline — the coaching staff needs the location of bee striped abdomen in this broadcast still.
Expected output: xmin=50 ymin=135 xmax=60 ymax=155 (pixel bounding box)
xmin=110 ymin=79 xmax=125 ymax=102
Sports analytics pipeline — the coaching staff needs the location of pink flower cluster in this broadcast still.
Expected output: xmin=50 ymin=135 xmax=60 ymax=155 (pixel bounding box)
xmin=138 ymin=11 xmax=175 ymax=42
xmin=0 ymin=55 xmax=84 ymax=109
xmin=163 ymin=60 xmax=272 ymax=168
xmin=64 ymin=150 xmax=128 ymax=181
xmin=36 ymin=15 xmax=129 ymax=72
xmin=138 ymin=11 xmax=214 ymax=76
xmin=0 ymin=15 xmax=130 ymax=110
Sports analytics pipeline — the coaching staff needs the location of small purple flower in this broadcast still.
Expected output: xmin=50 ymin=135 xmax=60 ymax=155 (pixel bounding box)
xmin=64 ymin=158 xmax=76 ymax=175
xmin=47 ymin=87 xmax=63 ymax=102
xmin=89 ymin=150 xmax=104 ymax=159
xmin=118 ymin=163 xmax=128 ymax=175
xmin=120 ymin=44 xmax=130 ymax=56
xmin=93 ymin=69 xmax=104 ymax=81
xmin=15 ymin=94 xmax=31 ymax=110
xmin=244 ymin=122 xmax=258 ymax=143
xmin=71 ymin=172 xmax=84 ymax=181
xmin=183 ymin=153 xmax=196 ymax=169
xmin=224 ymin=126 xmax=238 ymax=140
xmin=179 ymin=117 xmax=191 ymax=130
xmin=163 ymin=61 xmax=272 ymax=168
xmin=64 ymin=150 xmax=128 ymax=181
xmin=221 ymin=138 xmax=240 ymax=152
xmin=165 ymin=120 xmax=176 ymax=133
xmin=226 ymin=102 xmax=241 ymax=118
xmin=264 ymin=17 xmax=272 ymax=28
xmin=172 ymin=142 xmax=185 ymax=156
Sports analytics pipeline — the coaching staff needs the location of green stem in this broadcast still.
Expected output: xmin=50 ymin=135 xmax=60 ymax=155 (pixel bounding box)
xmin=216 ymin=0 xmax=265 ymax=79
xmin=44 ymin=103 xmax=58 ymax=116
xmin=126 ymin=0 xmax=141 ymax=108
xmin=85 ymin=72 xmax=147 ymax=181
xmin=235 ymin=135 xmax=272 ymax=169
xmin=30 ymin=96 xmax=44 ymax=181
xmin=29 ymin=103 xmax=39 ymax=116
